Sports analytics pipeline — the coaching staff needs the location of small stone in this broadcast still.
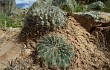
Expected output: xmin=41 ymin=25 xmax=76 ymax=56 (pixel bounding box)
xmin=22 ymin=49 xmax=32 ymax=58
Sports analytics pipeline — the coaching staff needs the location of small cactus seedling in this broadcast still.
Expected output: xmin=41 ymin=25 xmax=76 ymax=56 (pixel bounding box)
xmin=37 ymin=35 xmax=74 ymax=69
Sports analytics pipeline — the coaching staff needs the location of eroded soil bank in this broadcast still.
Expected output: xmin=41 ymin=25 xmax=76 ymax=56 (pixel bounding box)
xmin=0 ymin=13 xmax=110 ymax=70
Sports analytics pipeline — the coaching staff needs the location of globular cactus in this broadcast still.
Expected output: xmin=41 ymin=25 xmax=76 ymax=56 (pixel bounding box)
xmin=29 ymin=0 xmax=77 ymax=13
xmin=19 ymin=0 xmax=71 ymax=43
xmin=19 ymin=4 xmax=67 ymax=42
xmin=28 ymin=4 xmax=67 ymax=30
xmin=37 ymin=35 xmax=74 ymax=69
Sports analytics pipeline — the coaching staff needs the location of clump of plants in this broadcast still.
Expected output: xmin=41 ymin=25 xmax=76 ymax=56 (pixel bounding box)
xmin=37 ymin=35 xmax=74 ymax=69
xmin=0 ymin=13 xmax=24 ymax=28
xmin=29 ymin=0 xmax=77 ymax=13
xmin=0 ymin=14 xmax=14 ymax=28
xmin=102 ymin=0 xmax=110 ymax=12
xmin=29 ymin=5 xmax=67 ymax=29
xmin=50 ymin=0 xmax=77 ymax=13
xmin=74 ymin=4 xmax=87 ymax=12
xmin=19 ymin=2 xmax=67 ymax=42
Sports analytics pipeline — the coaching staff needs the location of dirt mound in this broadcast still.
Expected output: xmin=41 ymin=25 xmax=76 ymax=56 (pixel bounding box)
xmin=93 ymin=26 xmax=110 ymax=59
xmin=18 ymin=15 xmax=110 ymax=70
xmin=0 ymin=15 xmax=110 ymax=70
xmin=51 ymin=16 xmax=110 ymax=70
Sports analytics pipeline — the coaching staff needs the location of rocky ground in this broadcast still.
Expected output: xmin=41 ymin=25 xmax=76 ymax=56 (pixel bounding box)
xmin=0 ymin=12 xmax=110 ymax=70
xmin=0 ymin=29 xmax=22 ymax=69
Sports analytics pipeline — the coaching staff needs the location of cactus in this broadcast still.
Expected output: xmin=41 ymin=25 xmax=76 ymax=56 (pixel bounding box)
xmin=28 ymin=5 xmax=66 ymax=29
xmin=27 ymin=2 xmax=67 ymax=29
xmin=29 ymin=0 xmax=77 ymax=13
xmin=19 ymin=0 xmax=67 ymax=43
xmin=37 ymin=35 xmax=74 ymax=69
xmin=19 ymin=4 xmax=67 ymax=42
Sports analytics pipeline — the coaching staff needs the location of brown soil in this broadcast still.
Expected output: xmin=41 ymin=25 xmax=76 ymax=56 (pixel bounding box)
xmin=0 ymin=16 xmax=110 ymax=70
xmin=0 ymin=29 xmax=22 ymax=69
xmin=53 ymin=16 xmax=110 ymax=70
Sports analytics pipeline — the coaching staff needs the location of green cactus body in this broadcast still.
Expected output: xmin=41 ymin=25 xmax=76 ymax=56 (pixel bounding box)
xmin=37 ymin=35 xmax=74 ymax=69
xmin=27 ymin=4 xmax=67 ymax=30
xmin=29 ymin=0 xmax=76 ymax=13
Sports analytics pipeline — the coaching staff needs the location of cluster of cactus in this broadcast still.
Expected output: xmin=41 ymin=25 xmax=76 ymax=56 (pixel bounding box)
xmin=27 ymin=3 xmax=67 ymax=30
xmin=19 ymin=3 xmax=67 ymax=42
xmin=29 ymin=0 xmax=77 ymax=13
xmin=18 ymin=0 xmax=75 ymax=69
xmin=51 ymin=0 xmax=77 ymax=12
xmin=37 ymin=35 xmax=74 ymax=69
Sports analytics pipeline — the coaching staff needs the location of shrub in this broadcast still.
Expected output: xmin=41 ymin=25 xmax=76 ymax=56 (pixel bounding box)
xmin=0 ymin=13 xmax=24 ymax=28
xmin=60 ymin=4 xmax=73 ymax=13
xmin=76 ymin=0 xmax=105 ymax=4
xmin=12 ymin=13 xmax=25 ymax=28
xmin=0 ymin=14 xmax=14 ymax=28
xmin=74 ymin=4 xmax=87 ymax=12
xmin=37 ymin=35 xmax=74 ymax=69
xmin=51 ymin=0 xmax=77 ymax=13
xmin=102 ymin=0 xmax=110 ymax=12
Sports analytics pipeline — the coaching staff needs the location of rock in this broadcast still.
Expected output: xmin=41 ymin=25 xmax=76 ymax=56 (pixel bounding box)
xmin=21 ymin=49 xmax=32 ymax=58
xmin=0 ymin=0 xmax=16 ymax=15
xmin=0 ymin=0 xmax=5 ymax=6
xmin=73 ymin=11 xmax=110 ymax=32
xmin=88 ymin=1 xmax=105 ymax=11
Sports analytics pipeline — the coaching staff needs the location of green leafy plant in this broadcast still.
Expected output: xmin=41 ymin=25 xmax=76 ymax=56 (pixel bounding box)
xmin=102 ymin=0 xmax=110 ymax=12
xmin=74 ymin=4 xmax=87 ymax=12
xmin=0 ymin=14 xmax=14 ymax=28
xmin=0 ymin=13 xmax=24 ymax=28
xmin=60 ymin=4 xmax=73 ymax=13
xmin=37 ymin=35 xmax=74 ymax=69
xmin=12 ymin=13 xmax=25 ymax=28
